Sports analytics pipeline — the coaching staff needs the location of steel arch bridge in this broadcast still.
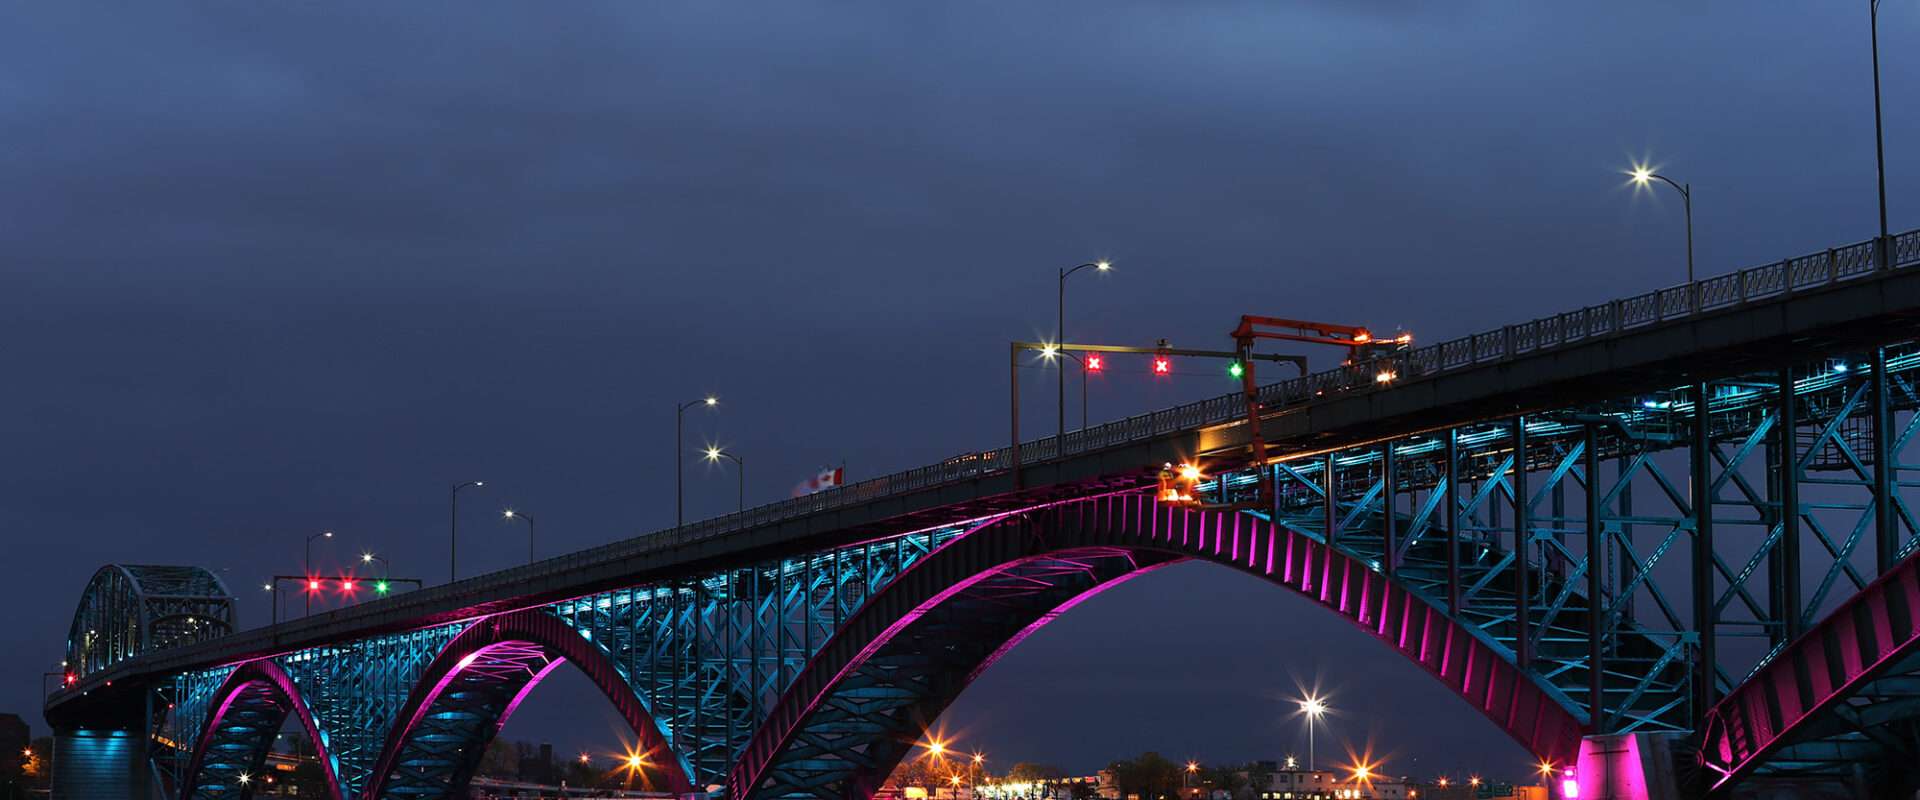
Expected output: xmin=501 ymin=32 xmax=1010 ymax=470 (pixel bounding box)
xmin=44 ymin=230 xmax=1920 ymax=800
xmin=65 ymin=565 xmax=237 ymax=679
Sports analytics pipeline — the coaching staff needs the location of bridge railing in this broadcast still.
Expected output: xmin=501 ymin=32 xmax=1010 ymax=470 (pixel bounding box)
xmin=407 ymin=231 xmax=1920 ymax=597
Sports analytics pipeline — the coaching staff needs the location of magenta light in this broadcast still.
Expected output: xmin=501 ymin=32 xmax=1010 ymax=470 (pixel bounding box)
xmin=1561 ymin=776 xmax=1579 ymax=798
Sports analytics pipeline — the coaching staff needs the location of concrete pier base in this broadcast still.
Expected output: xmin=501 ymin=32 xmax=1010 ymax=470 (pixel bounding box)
xmin=51 ymin=729 xmax=151 ymax=800
xmin=1572 ymin=732 xmax=1684 ymax=800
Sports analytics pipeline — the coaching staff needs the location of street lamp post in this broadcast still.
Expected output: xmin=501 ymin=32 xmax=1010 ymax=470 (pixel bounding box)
xmin=1630 ymin=169 xmax=1694 ymax=291
xmin=1299 ymin=697 xmax=1327 ymax=772
xmin=303 ymin=531 xmax=332 ymax=615
xmin=451 ymin=481 xmax=483 ymax=583
xmin=360 ymin=553 xmax=391 ymax=595
xmin=1057 ymin=261 xmax=1110 ymax=448
xmin=1871 ymin=0 xmax=1890 ymax=268
xmin=705 ymin=448 xmax=745 ymax=513
xmin=503 ymin=510 xmax=535 ymax=564
xmin=677 ymin=397 xmax=718 ymax=527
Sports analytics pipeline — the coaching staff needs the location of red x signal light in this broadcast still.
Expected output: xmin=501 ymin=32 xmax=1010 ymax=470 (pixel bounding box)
xmin=1152 ymin=356 xmax=1172 ymax=374
xmin=1084 ymin=353 xmax=1103 ymax=372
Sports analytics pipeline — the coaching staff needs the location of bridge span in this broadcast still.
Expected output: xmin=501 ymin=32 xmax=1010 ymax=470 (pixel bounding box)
xmin=47 ymin=230 xmax=1920 ymax=800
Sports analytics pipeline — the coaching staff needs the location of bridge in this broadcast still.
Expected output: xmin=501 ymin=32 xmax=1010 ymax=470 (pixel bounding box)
xmin=44 ymin=229 xmax=1920 ymax=800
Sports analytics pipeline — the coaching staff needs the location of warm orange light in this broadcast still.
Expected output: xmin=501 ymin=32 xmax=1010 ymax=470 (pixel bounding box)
xmin=627 ymin=754 xmax=645 ymax=769
xmin=1186 ymin=762 xmax=1198 ymax=773
xmin=579 ymin=754 xmax=590 ymax=763
xmin=950 ymin=777 xmax=962 ymax=785
xmin=1353 ymin=332 xmax=1371 ymax=343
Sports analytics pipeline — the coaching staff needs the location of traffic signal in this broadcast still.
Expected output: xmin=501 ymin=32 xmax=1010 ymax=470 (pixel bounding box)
xmin=339 ymin=580 xmax=356 ymax=592
xmin=1152 ymin=355 xmax=1171 ymax=374
xmin=1228 ymin=361 xmax=1243 ymax=378
xmin=375 ymin=581 xmax=390 ymax=594
xmin=1084 ymin=353 xmax=1103 ymax=372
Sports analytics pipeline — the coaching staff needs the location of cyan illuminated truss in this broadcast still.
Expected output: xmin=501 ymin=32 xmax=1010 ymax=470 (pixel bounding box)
xmin=548 ymin=524 xmax=965 ymax=788
xmin=151 ymin=342 xmax=1920 ymax=800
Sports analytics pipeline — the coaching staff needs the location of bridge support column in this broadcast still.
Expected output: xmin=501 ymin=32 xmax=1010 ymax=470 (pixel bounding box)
xmin=1573 ymin=732 xmax=1683 ymax=800
xmin=50 ymin=729 xmax=153 ymax=800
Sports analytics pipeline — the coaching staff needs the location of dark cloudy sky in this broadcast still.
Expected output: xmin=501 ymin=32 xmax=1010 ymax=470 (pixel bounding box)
xmin=5 ymin=0 xmax=1914 ymax=784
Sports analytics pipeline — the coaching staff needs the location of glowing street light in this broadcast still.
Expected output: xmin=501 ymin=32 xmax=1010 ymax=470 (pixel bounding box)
xmin=1629 ymin=167 xmax=1694 ymax=286
xmin=677 ymin=397 xmax=719 ymax=527
xmin=1299 ymin=696 xmax=1329 ymax=772
xmin=360 ymin=553 xmax=391 ymax=594
xmin=1057 ymin=260 xmax=1111 ymax=444
xmin=705 ymin=447 xmax=745 ymax=513
xmin=503 ymin=509 xmax=535 ymax=564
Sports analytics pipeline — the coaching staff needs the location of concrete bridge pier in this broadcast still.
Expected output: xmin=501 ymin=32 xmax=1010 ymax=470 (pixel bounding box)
xmin=1574 ymin=732 xmax=1684 ymax=800
xmin=50 ymin=728 xmax=154 ymax=800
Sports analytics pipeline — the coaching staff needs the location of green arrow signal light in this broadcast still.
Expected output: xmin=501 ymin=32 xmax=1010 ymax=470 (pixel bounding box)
xmin=1228 ymin=362 xmax=1243 ymax=378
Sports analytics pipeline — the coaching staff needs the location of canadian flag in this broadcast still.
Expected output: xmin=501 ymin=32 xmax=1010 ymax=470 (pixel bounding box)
xmin=792 ymin=466 xmax=845 ymax=497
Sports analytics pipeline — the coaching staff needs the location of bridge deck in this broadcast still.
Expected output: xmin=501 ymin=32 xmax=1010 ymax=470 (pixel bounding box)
xmin=48 ymin=229 xmax=1920 ymax=723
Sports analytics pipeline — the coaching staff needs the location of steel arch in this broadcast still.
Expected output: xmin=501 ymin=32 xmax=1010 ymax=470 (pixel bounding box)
xmin=364 ymin=609 xmax=692 ymax=800
xmin=180 ymin=660 xmax=341 ymax=800
xmin=1701 ymin=544 xmax=1920 ymax=796
xmin=732 ymin=494 xmax=1585 ymax=800
xmin=67 ymin=565 xmax=235 ymax=678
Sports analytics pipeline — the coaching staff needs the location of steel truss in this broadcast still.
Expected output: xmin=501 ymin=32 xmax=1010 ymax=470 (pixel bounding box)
xmin=154 ymin=342 xmax=1920 ymax=800
xmin=1237 ymin=342 xmax=1919 ymax=793
xmin=68 ymin=565 xmax=236 ymax=678
xmin=732 ymin=495 xmax=1583 ymax=800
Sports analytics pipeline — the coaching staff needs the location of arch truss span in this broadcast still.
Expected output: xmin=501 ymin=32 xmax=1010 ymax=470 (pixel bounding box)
xmin=66 ymin=565 xmax=235 ymax=679
xmin=1701 ymin=545 xmax=1920 ymax=797
xmin=365 ymin=609 xmax=692 ymax=800
xmin=181 ymin=660 xmax=340 ymax=800
xmin=732 ymin=494 xmax=1585 ymax=800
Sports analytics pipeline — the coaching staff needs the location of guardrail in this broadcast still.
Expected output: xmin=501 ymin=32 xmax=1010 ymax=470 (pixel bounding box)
xmin=476 ymin=231 xmax=1920 ymax=595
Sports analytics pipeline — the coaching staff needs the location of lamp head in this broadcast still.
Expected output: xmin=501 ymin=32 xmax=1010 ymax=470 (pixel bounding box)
xmin=705 ymin=447 xmax=724 ymax=460
xmin=705 ymin=397 xmax=718 ymax=406
xmin=323 ymin=531 xmax=333 ymax=538
xmin=1096 ymin=261 xmax=1111 ymax=270
xmin=503 ymin=510 xmax=515 ymax=519
xmin=1632 ymin=168 xmax=1652 ymax=183
xmin=361 ymin=553 xmax=373 ymax=563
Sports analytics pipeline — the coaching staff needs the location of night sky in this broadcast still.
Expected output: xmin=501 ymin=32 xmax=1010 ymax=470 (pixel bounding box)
xmin=5 ymin=1 xmax=1915 ymax=784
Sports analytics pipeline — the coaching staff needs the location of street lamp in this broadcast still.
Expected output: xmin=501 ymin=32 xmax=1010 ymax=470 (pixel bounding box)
xmin=451 ymin=480 xmax=483 ymax=583
xmin=1629 ymin=168 xmax=1694 ymax=287
xmin=1870 ymin=0 xmax=1892 ymax=267
xmin=303 ymin=531 xmax=332 ymax=615
xmin=503 ymin=509 xmax=535 ymax=564
xmin=360 ymin=553 xmax=391 ymax=594
xmin=1057 ymin=261 xmax=1110 ymax=446
xmin=677 ymin=396 xmax=718 ymax=527
xmin=705 ymin=447 xmax=745 ymax=513
xmin=1299 ymin=696 xmax=1328 ymax=772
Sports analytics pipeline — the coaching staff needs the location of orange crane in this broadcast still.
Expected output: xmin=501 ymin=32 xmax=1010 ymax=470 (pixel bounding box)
xmin=1228 ymin=315 xmax=1412 ymax=504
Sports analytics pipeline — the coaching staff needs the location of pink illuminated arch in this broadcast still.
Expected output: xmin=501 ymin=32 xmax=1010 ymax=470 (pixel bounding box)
xmin=363 ymin=609 xmax=692 ymax=800
xmin=732 ymin=493 xmax=1583 ymax=800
